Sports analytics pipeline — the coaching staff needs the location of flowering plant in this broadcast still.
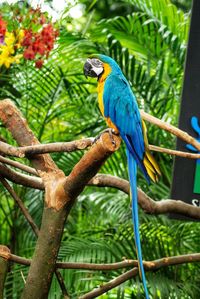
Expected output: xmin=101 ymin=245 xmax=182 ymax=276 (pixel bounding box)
xmin=0 ymin=4 xmax=59 ymax=69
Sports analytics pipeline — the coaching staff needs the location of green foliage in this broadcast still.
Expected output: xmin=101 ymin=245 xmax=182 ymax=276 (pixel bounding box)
xmin=0 ymin=0 xmax=199 ymax=298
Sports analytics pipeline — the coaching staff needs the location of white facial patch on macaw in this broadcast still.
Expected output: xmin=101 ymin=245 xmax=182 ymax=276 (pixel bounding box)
xmin=91 ymin=65 xmax=103 ymax=76
xmin=87 ymin=58 xmax=103 ymax=76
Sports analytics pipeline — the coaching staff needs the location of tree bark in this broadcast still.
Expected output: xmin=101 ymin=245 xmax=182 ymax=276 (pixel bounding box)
xmin=0 ymin=246 xmax=10 ymax=299
xmin=21 ymin=206 xmax=67 ymax=299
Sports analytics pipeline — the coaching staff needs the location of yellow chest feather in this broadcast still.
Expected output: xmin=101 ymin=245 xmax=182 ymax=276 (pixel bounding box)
xmin=97 ymin=63 xmax=119 ymax=132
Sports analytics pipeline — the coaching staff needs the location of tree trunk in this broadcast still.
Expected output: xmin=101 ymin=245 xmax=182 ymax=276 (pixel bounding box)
xmin=21 ymin=206 xmax=68 ymax=299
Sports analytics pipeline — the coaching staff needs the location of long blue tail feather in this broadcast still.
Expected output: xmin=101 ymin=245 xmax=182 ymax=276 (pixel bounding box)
xmin=123 ymin=134 xmax=150 ymax=184
xmin=126 ymin=148 xmax=150 ymax=299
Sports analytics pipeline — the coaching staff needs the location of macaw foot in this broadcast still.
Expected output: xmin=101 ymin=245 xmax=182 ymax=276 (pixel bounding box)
xmin=93 ymin=128 xmax=119 ymax=146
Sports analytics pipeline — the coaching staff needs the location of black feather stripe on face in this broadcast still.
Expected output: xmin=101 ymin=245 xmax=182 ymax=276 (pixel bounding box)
xmin=83 ymin=58 xmax=104 ymax=78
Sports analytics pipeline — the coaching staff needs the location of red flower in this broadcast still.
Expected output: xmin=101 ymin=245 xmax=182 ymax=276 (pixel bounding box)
xmin=23 ymin=47 xmax=35 ymax=60
xmin=32 ymin=40 xmax=46 ymax=55
xmin=35 ymin=59 xmax=44 ymax=68
xmin=0 ymin=16 xmax=7 ymax=36
xmin=22 ymin=30 xmax=33 ymax=47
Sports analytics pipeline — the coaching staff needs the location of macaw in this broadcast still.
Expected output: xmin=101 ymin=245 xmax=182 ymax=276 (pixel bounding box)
xmin=83 ymin=54 xmax=161 ymax=298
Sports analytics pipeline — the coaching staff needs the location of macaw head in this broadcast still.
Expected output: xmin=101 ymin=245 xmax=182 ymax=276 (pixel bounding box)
xmin=83 ymin=54 xmax=121 ymax=79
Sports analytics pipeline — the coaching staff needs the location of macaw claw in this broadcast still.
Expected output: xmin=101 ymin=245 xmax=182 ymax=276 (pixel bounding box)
xmin=93 ymin=128 xmax=119 ymax=146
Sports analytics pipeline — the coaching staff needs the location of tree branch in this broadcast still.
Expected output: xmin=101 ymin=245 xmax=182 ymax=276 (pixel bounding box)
xmin=1 ymin=247 xmax=199 ymax=299
xmin=79 ymin=268 xmax=138 ymax=299
xmin=0 ymin=163 xmax=43 ymax=189
xmin=0 ymin=165 xmax=199 ymax=219
xmin=0 ymin=155 xmax=38 ymax=175
xmin=20 ymin=139 xmax=93 ymax=155
xmin=1 ymin=247 xmax=199 ymax=271
xmin=1 ymin=139 xmax=200 ymax=160
xmin=141 ymin=110 xmax=200 ymax=151
xmin=0 ymin=141 xmax=24 ymax=157
xmin=79 ymin=252 xmax=200 ymax=299
xmin=88 ymin=174 xmax=200 ymax=219
xmin=0 ymin=177 xmax=39 ymax=235
xmin=149 ymin=144 xmax=200 ymax=159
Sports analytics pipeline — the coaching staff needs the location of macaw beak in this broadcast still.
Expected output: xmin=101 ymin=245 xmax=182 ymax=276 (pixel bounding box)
xmin=83 ymin=61 xmax=98 ymax=78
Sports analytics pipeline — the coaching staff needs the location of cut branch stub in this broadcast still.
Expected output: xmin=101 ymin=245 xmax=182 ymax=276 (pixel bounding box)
xmin=0 ymin=245 xmax=10 ymax=260
xmin=64 ymin=132 xmax=121 ymax=201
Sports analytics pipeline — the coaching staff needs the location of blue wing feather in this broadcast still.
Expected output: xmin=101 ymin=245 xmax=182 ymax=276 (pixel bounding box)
xmin=103 ymin=74 xmax=148 ymax=175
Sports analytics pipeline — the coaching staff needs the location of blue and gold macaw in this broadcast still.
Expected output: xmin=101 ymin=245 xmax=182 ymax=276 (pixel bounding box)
xmin=84 ymin=54 xmax=161 ymax=298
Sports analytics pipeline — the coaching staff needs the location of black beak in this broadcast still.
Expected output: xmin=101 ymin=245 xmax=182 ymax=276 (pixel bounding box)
xmin=83 ymin=61 xmax=98 ymax=78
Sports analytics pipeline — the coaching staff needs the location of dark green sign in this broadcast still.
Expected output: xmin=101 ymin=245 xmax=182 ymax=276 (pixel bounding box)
xmin=171 ymin=0 xmax=200 ymax=217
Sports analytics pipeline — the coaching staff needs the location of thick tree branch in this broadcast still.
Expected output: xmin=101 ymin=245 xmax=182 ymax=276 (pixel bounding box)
xmin=0 ymin=100 xmax=70 ymax=299
xmin=0 ymin=99 xmax=63 ymax=177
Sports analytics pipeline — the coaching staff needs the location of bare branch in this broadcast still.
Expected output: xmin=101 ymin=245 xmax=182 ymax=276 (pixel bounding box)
xmin=79 ymin=253 xmax=200 ymax=299
xmin=0 ymin=155 xmax=38 ymax=175
xmin=1 ymin=247 xmax=199 ymax=271
xmin=79 ymin=268 xmax=138 ymax=299
xmin=0 ymin=99 xmax=63 ymax=177
xmin=0 ymin=177 xmax=39 ymax=235
xmin=1 ymin=247 xmax=199 ymax=299
xmin=88 ymin=174 xmax=200 ymax=219
xmin=55 ymin=270 xmax=70 ymax=298
xmin=57 ymin=260 xmax=147 ymax=270
xmin=1 ymin=167 xmax=199 ymax=219
xmin=0 ymin=141 xmax=24 ymax=157
xmin=0 ymin=163 xmax=43 ymax=189
xmin=20 ymin=139 xmax=93 ymax=155
xmin=149 ymin=144 xmax=200 ymax=159
xmin=141 ymin=110 xmax=200 ymax=151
